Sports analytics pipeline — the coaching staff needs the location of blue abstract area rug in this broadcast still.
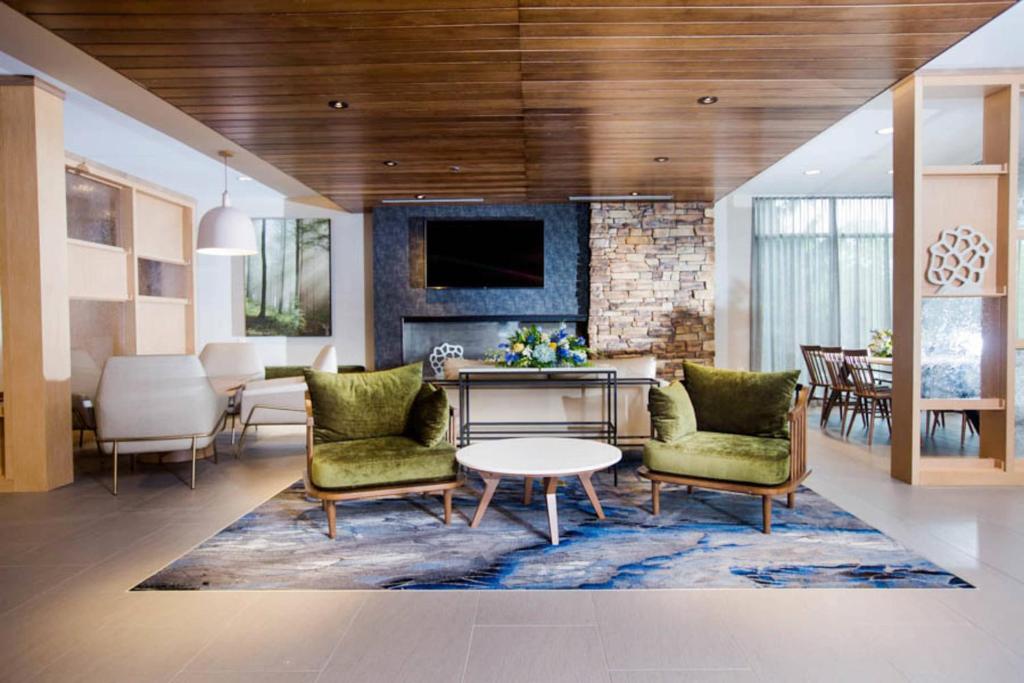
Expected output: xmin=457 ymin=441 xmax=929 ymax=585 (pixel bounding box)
xmin=135 ymin=475 xmax=971 ymax=591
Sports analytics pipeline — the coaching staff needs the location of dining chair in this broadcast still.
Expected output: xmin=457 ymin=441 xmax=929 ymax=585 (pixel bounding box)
xmin=844 ymin=355 xmax=892 ymax=446
xmin=799 ymin=345 xmax=826 ymax=404
xmin=927 ymin=410 xmax=976 ymax=448
xmin=821 ymin=352 xmax=858 ymax=435
xmin=815 ymin=346 xmax=842 ymax=426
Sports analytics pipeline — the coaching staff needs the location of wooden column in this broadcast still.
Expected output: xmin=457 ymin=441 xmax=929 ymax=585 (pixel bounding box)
xmin=0 ymin=76 xmax=73 ymax=491
xmin=890 ymin=75 xmax=923 ymax=485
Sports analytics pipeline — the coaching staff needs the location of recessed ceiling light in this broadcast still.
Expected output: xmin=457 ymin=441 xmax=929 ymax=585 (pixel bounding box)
xmin=876 ymin=127 xmax=894 ymax=135
xmin=654 ymin=156 xmax=670 ymax=163
xmin=804 ymin=169 xmax=821 ymax=176
xmin=697 ymin=95 xmax=718 ymax=105
xmin=415 ymin=194 xmax=426 ymax=199
xmin=450 ymin=165 xmax=461 ymax=173
xmin=236 ymin=175 xmax=252 ymax=182
xmin=382 ymin=160 xmax=398 ymax=167
xmin=327 ymin=100 xmax=348 ymax=110
xmin=630 ymin=191 xmax=640 ymax=196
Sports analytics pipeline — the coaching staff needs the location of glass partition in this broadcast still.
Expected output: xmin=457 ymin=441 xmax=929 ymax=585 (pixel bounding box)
xmin=921 ymin=297 xmax=982 ymax=399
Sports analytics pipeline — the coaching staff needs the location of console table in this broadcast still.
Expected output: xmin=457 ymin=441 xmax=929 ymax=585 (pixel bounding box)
xmin=451 ymin=366 xmax=619 ymax=448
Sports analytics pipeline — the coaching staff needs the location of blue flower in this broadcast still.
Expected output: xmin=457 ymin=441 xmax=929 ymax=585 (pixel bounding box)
xmin=556 ymin=346 xmax=569 ymax=359
xmin=505 ymin=352 xmax=519 ymax=364
xmin=497 ymin=342 xmax=509 ymax=349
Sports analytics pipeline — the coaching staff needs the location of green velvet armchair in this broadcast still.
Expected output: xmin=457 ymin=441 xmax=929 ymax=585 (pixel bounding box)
xmin=303 ymin=362 xmax=462 ymax=539
xmin=638 ymin=362 xmax=810 ymax=534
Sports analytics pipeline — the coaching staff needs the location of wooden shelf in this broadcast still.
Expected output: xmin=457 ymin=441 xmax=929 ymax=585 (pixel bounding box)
xmin=918 ymin=457 xmax=1024 ymax=486
xmin=922 ymin=287 xmax=1006 ymax=299
xmin=66 ymin=238 xmax=125 ymax=254
xmin=136 ymin=295 xmax=189 ymax=305
xmin=922 ymin=163 xmax=1007 ymax=176
xmin=136 ymin=253 xmax=190 ymax=267
xmin=919 ymin=398 xmax=1005 ymax=411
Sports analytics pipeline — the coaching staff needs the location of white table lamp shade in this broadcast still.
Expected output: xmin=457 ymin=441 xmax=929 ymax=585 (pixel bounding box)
xmin=197 ymin=192 xmax=258 ymax=256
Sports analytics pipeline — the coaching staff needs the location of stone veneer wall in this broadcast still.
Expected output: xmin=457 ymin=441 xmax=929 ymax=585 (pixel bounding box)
xmin=588 ymin=201 xmax=715 ymax=379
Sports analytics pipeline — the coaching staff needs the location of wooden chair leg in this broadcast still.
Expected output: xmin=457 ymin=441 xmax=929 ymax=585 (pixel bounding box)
xmin=762 ymin=495 xmax=772 ymax=534
xmin=326 ymin=500 xmax=337 ymax=539
xmin=443 ymin=488 xmax=453 ymax=525
xmin=651 ymin=480 xmax=661 ymax=515
xmin=523 ymin=476 xmax=533 ymax=505
xmin=960 ymin=412 xmax=968 ymax=448
xmin=867 ymin=399 xmax=877 ymax=446
xmin=845 ymin=399 xmax=860 ymax=438
xmin=787 ymin=491 xmax=796 ymax=508
xmin=686 ymin=485 xmax=693 ymax=494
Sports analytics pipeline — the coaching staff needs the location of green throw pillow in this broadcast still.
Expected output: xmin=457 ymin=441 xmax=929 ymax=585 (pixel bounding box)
xmin=407 ymin=383 xmax=450 ymax=447
xmin=304 ymin=362 xmax=423 ymax=443
xmin=681 ymin=361 xmax=798 ymax=439
xmin=647 ymin=381 xmax=697 ymax=443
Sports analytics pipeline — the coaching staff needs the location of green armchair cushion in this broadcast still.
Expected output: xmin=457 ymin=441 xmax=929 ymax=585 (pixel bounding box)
xmin=644 ymin=431 xmax=791 ymax=486
xmin=304 ymin=362 xmax=423 ymax=443
xmin=648 ymin=381 xmax=697 ymax=443
xmin=310 ymin=436 xmax=457 ymax=490
xmin=407 ymin=383 xmax=449 ymax=447
xmin=682 ymin=361 xmax=798 ymax=438
xmin=266 ymin=365 xmax=364 ymax=380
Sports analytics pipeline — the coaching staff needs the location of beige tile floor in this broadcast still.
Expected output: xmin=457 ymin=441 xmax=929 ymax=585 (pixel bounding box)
xmin=1 ymin=413 xmax=1023 ymax=682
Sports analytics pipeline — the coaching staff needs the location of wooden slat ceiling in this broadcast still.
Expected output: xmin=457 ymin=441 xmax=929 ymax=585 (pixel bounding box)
xmin=5 ymin=0 xmax=1014 ymax=211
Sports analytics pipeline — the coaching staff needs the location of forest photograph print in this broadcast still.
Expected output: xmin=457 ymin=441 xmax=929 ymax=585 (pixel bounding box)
xmin=245 ymin=218 xmax=332 ymax=337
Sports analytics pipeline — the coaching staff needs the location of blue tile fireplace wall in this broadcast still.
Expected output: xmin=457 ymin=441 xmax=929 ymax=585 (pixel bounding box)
xmin=373 ymin=203 xmax=591 ymax=369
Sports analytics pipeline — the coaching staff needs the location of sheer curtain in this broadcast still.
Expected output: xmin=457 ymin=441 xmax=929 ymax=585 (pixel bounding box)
xmin=751 ymin=197 xmax=893 ymax=377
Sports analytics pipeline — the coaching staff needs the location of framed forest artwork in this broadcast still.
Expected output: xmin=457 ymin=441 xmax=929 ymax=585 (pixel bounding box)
xmin=244 ymin=218 xmax=332 ymax=337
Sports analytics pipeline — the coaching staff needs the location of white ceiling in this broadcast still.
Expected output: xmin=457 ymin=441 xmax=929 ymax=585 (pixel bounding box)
xmin=735 ymin=1 xmax=1024 ymax=198
xmin=0 ymin=51 xmax=285 ymax=217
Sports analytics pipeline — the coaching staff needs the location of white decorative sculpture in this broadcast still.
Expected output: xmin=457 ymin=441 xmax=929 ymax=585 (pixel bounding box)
xmin=925 ymin=225 xmax=993 ymax=293
xmin=428 ymin=342 xmax=464 ymax=378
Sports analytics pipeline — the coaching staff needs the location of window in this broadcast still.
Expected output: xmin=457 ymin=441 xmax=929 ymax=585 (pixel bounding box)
xmin=751 ymin=197 xmax=893 ymax=377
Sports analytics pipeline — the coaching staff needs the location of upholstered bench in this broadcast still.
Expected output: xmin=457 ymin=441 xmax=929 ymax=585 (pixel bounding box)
xmin=638 ymin=362 xmax=809 ymax=534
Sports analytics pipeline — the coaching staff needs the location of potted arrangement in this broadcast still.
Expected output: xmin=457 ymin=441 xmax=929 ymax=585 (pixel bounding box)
xmin=489 ymin=323 xmax=590 ymax=369
xmin=868 ymin=328 xmax=893 ymax=358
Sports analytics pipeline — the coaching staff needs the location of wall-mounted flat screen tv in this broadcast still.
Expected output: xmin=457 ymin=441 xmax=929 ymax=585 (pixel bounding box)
xmin=425 ymin=218 xmax=544 ymax=288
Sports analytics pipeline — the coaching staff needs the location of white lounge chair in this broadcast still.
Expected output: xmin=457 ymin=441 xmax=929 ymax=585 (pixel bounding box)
xmin=199 ymin=341 xmax=266 ymax=440
xmin=236 ymin=344 xmax=338 ymax=456
xmin=94 ymin=355 xmax=228 ymax=495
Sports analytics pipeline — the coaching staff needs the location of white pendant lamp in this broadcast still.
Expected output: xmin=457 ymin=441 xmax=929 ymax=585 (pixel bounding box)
xmin=196 ymin=150 xmax=258 ymax=256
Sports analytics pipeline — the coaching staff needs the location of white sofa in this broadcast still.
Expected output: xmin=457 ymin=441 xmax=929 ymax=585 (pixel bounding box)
xmin=235 ymin=344 xmax=338 ymax=455
xmin=94 ymin=355 xmax=228 ymax=494
xmin=441 ymin=356 xmax=661 ymax=444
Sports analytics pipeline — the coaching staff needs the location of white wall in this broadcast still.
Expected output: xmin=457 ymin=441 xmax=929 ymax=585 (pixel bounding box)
xmin=713 ymin=194 xmax=753 ymax=371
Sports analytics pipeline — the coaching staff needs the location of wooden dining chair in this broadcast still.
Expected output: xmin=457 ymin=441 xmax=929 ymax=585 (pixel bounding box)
xmin=927 ymin=410 xmax=976 ymax=448
xmin=815 ymin=346 xmax=842 ymax=426
xmin=799 ymin=345 xmax=826 ymax=404
xmin=844 ymin=355 xmax=892 ymax=446
xmin=821 ymin=352 xmax=858 ymax=434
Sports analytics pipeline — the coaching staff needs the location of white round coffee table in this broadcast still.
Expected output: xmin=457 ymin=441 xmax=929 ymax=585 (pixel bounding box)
xmin=456 ymin=437 xmax=622 ymax=545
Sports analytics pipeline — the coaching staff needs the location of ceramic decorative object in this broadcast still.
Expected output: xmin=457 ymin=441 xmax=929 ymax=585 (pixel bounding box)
xmin=925 ymin=225 xmax=993 ymax=293
xmin=428 ymin=342 xmax=463 ymax=378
